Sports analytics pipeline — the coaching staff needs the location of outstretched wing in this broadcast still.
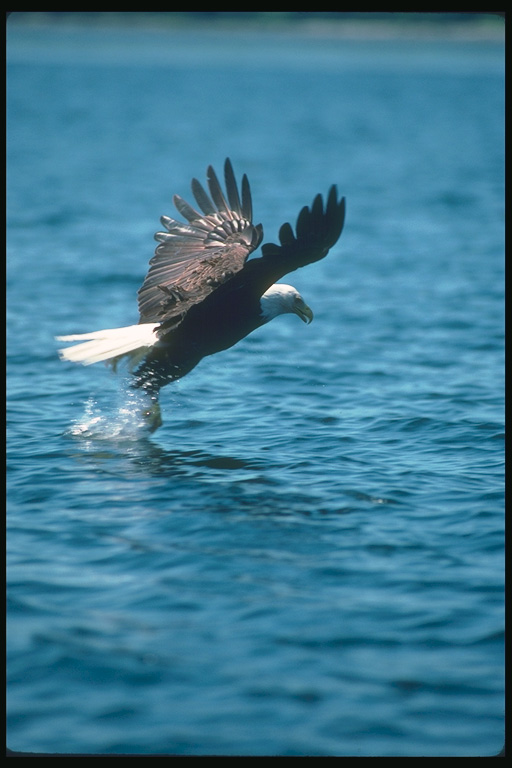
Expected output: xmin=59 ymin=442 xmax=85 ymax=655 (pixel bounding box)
xmin=220 ymin=183 xmax=345 ymax=303
xmin=251 ymin=185 xmax=346 ymax=291
xmin=137 ymin=159 xmax=263 ymax=325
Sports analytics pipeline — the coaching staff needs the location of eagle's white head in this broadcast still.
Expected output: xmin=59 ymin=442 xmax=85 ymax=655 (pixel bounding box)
xmin=259 ymin=283 xmax=313 ymax=324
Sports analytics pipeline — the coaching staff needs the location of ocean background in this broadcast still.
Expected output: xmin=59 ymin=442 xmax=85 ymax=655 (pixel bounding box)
xmin=6 ymin=15 xmax=504 ymax=756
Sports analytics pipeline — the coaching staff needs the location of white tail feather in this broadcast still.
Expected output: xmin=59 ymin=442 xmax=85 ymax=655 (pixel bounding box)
xmin=56 ymin=323 xmax=160 ymax=366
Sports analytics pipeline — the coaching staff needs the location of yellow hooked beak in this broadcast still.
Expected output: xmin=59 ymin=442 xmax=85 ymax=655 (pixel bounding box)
xmin=293 ymin=298 xmax=314 ymax=324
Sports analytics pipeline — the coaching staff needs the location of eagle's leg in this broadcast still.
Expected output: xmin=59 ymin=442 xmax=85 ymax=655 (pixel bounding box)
xmin=141 ymin=395 xmax=162 ymax=433
xmin=130 ymin=370 xmax=165 ymax=433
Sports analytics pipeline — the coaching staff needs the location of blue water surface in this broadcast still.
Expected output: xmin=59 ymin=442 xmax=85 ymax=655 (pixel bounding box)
xmin=7 ymin=19 xmax=504 ymax=756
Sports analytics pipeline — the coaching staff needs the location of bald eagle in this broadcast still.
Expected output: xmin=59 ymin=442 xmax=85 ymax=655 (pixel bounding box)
xmin=57 ymin=159 xmax=345 ymax=431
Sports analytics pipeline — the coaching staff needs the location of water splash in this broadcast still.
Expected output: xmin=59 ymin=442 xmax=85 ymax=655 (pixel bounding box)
xmin=69 ymin=389 xmax=158 ymax=441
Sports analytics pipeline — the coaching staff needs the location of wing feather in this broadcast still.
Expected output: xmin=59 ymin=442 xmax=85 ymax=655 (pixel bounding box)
xmin=171 ymin=196 xmax=203 ymax=224
xmin=224 ymin=158 xmax=242 ymax=216
xmin=190 ymin=178 xmax=216 ymax=216
xmin=207 ymin=165 xmax=232 ymax=219
xmin=241 ymin=174 xmax=253 ymax=221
